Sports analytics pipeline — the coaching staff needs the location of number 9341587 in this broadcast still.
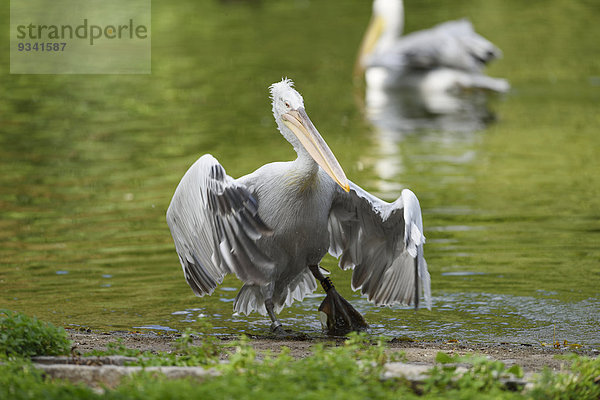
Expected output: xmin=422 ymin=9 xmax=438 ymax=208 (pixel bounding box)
xmin=17 ymin=42 xmax=66 ymax=51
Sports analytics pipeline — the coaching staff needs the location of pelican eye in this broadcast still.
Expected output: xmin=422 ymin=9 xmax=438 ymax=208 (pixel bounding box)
xmin=284 ymin=101 xmax=291 ymax=109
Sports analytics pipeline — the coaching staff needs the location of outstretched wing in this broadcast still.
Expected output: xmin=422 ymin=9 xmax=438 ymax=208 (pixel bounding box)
xmin=166 ymin=154 xmax=274 ymax=297
xmin=328 ymin=182 xmax=431 ymax=309
xmin=371 ymin=19 xmax=502 ymax=74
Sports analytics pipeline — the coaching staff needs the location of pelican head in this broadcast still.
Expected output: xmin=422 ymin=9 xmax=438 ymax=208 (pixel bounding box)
xmin=270 ymin=78 xmax=350 ymax=192
xmin=356 ymin=0 xmax=404 ymax=74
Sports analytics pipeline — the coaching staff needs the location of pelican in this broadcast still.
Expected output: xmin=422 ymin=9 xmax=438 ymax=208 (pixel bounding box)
xmin=166 ymin=79 xmax=431 ymax=335
xmin=357 ymin=0 xmax=509 ymax=95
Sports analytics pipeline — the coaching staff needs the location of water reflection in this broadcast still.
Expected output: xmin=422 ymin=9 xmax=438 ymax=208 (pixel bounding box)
xmin=365 ymin=77 xmax=498 ymax=134
xmin=361 ymin=102 xmax=484 ymax=198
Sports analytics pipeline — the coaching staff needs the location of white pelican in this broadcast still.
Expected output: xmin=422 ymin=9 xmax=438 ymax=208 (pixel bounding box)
xmin=166 ymin=79 xmax=431 ymax=335
xmin=357 ymin=0 xmax=509 ymax=96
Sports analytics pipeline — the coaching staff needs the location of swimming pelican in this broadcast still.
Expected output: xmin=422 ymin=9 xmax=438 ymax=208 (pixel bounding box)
xmin=166 ymin=79 xmax=431 ymax=335
xmin=357 ymin=0 xmax=509 ymax=94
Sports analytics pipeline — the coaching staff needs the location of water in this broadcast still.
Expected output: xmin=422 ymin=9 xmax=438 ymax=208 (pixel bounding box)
xmin=1 ymin=1 xmax=599 ymax=346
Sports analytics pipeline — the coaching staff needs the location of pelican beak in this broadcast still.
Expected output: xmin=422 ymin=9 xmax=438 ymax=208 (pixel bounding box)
xmin=354 ymin=15 xmax=385 ymax=76
xmin=282 ymin=108 xmax=350 ymax=192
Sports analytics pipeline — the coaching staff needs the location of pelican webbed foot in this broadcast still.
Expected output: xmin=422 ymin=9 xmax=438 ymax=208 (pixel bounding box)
xmin=270 ymin=321 xmax=283 ymax=332
xmin=271 ymin=324 xmax=309 ymax=339
xmin=309 ymin=265 xmax=369 ymax=336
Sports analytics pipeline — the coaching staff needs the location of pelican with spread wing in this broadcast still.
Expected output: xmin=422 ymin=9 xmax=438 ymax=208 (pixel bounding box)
xmin=167 ymin=79 xmax=431 ymax=335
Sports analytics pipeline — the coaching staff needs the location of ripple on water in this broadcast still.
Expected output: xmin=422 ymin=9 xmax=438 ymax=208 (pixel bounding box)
xmin=441 ymin=271 xmax=486 ymax=277
xmin=156 ymin=284 xmax=600 ymax=345
xmin=133 ymin=325 xmax=178 ymax=332
xmin=390 ymin=293 xmax=600 ymax=345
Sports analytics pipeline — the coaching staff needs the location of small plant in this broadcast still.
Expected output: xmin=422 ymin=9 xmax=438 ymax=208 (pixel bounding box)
xmin=208 ymin=331 xmax=409 ymax=400
xmin=85 ymin=338 xmax=147 ymax=358
xmin=171 ymin=327 xmax=221 ymax=366
xmin=422 ymin=351 xmax=524 ymax=396
xmin=223 ymin=334 xmax=258 ymax=371
xmin=85 ymin=327 xmax=222 ymax=367
xmin=0 ymin=309 xmax=71 ymax=357
xmin=530 ymin=354 xmax=600 ymax=400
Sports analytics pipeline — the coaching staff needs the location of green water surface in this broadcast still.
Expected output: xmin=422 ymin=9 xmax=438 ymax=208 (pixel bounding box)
xmin=1 ymin=0 xmax=599 ymax=346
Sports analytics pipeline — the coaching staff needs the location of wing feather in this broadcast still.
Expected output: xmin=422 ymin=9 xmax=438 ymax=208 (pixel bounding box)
xmin=166 ymin=154 xmax=274 ymax=297
xmin=328 ymin=182 xmax=431 ymax=309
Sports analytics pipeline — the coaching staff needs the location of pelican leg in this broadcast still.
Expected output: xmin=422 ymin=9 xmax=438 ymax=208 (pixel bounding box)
xmin=309 ymin=265 xmax=369 ymax=336
xmin=414 ymin=256 xmax=419 ymax=310
xmin=264 ymin=297 xmax=308 ymax=338
xmin=260 ymin=283 xmax=285 ymax=333
xmin=264 ymin=298 xmax=284 ymax=333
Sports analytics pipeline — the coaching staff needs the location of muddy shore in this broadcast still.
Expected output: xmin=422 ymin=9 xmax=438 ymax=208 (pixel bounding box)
xmin=67 ymin=330 xmax=598 ymax=373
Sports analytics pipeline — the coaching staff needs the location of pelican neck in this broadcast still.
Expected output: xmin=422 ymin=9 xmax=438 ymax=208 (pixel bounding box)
xmin=292 ymin=150 xmax=320 ymax=177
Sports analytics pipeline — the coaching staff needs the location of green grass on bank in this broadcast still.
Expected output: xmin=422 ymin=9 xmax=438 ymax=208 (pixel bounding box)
xmin=1 ymin=310 xmax=599 ymax=399
xmin=0 ymin=309 xmax=71 ymax=357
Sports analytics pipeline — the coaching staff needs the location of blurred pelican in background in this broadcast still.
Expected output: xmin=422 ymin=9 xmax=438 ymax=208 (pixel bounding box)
xmin=356 ymin=0 xmax=509 ymax=133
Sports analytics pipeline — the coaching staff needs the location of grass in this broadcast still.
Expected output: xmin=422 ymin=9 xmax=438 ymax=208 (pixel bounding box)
xmin=1 ymin=310 xmax=599 ymax=399
xmin=0 ymin=309 xmax=71 ymax=357
xmin=84 ymin=327 xmax=221 ymax=367
xmin=530 ymin=354 xmax=600 ymax=400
